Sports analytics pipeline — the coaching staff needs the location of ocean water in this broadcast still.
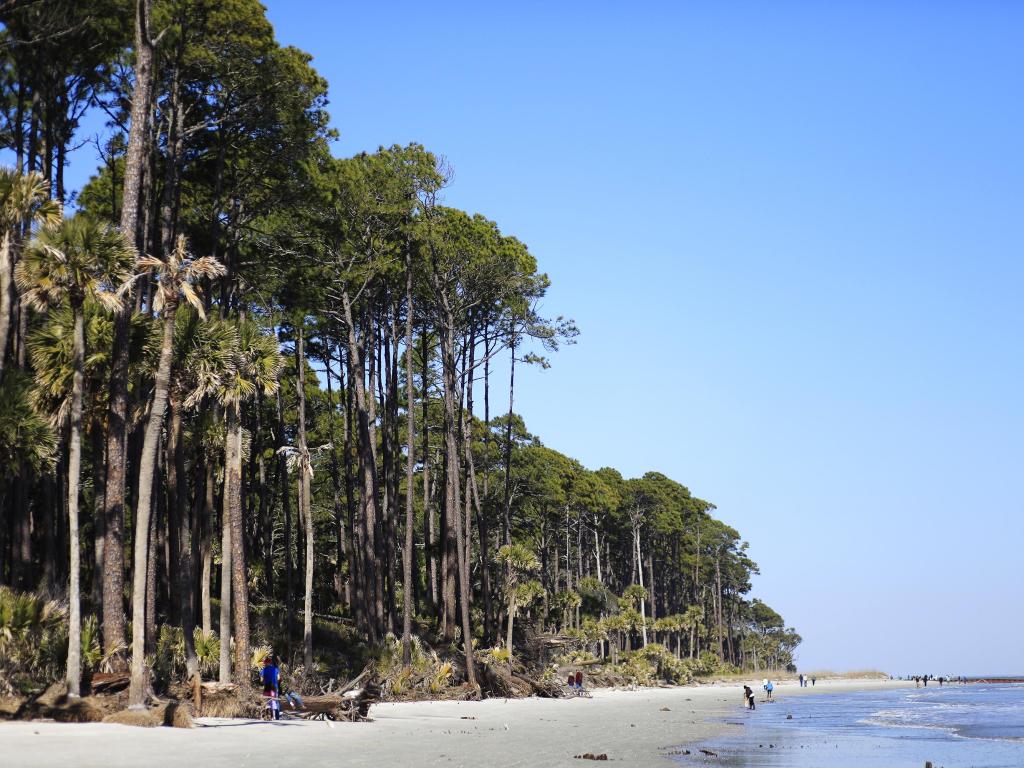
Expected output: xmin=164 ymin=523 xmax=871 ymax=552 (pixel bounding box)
xmin=671 ymin=683 xmax=1024 ymax=767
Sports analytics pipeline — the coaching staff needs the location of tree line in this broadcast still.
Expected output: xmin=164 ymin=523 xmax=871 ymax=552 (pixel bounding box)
xmin=0 ymin=0 xmax=799 ymax=703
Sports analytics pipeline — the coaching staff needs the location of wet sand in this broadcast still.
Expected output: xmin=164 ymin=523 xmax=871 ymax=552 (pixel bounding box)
xmin=0 ymin=678 xmax=909 ymax=767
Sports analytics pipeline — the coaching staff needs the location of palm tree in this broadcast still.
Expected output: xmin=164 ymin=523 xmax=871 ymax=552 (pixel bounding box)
xmin=16 ymin=215 xmax=135 ymax=697
xmin=214 ymin=317 xmax=281 ymax=683
xmin=0 ymin=369 xmax=56 ymax=479
xmin=680 ymin=605 xmax=706 ymax=659
xmin=128 ymin=236 xmax=222 ymax=706
xmin=0 ymin=168 xmax=60 ymax=376
xmin=495 ymin=543 xmax=540 ymax=652
xmin=168 ymin=306 xmax=235 ymax=681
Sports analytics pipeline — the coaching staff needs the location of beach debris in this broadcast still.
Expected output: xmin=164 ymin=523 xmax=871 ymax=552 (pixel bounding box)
xmin=573 ymin=753 xmax=608 ymax=761
xmin=460 ymin=716 xmax=477 ymax=720
xmin=699 ymin=748 xmax=718 ymax=757
xmin=786 ymin=714 xmax=793 ymax=719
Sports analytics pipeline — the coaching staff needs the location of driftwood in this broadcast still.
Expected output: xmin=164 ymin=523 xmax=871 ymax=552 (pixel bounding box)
xmin=285 ymin=666 xmax=380 ymax=721
xmin=477 ymin=661 xmax=563 ymax=699
xmin=89 ymin=672 xmax=130 ymax=695
xmin=183 ymin=666 xmax=380 ymax=722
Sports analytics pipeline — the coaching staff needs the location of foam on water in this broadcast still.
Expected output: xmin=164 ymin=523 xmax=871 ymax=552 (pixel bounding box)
xmin=672 ymin=683 xmax=1024 ymax=767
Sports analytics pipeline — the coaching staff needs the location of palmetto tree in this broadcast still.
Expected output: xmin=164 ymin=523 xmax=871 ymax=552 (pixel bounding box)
xmin=0 ymin=369 xmax=56 ymax=480
xmin=16 ymin=215 xmax=135 ymax=697
xmin=495 ymin=543 xmax=540 ymax=652
xmin=214 ymin=317 xmax=281 ymax=683
xmin=129 ymin=236 xmax=223 ymax=706
xmin=680 ymin=605 xmax=706 ymax=659
xmin=0 ymin=168 xmax=61 ymax=377
xmin=168 ymin=306 xmax=236 ymax=680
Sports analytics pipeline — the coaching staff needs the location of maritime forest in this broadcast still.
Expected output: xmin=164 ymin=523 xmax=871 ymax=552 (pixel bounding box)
xmin=0 ymin=0 xmax=800 ymax=721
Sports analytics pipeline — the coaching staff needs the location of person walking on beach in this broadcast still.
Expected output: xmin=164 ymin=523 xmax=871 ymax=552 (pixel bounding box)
xmin=743 ymin=685 xmax=756 ymax=710
xmin=811 ymin=676 xmax=815 ymax=686
xmin=765 ymin=679 xmax=774 ymax=700
xmin=799 ymin=673 xmax=805 ymax=688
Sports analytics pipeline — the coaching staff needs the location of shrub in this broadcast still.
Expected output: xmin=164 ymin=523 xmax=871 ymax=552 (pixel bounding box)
xmin=0 ymin=587 xmax=67 ymax=695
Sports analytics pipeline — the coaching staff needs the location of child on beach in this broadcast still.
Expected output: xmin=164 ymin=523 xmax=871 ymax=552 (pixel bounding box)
xmin=261 ymin=655 xmax=281 ymax=720
xmin=765 ymin=680 xmax=774 ymax=700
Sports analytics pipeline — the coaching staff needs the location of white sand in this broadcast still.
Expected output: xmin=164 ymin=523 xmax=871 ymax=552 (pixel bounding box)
xmin=0 ymin=678 xmax=910 ymax=767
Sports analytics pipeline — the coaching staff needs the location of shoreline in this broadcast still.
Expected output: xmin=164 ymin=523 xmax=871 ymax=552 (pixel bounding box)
xmin=0 ymin=678 xmax=911 ymax=767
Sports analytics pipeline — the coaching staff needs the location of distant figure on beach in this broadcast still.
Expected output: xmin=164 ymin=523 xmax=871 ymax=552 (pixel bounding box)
xmin=743 ymin=685 xmax=756 ymax=710
xmin=811 ymin=676 xmax=815 ymax=686
xmin=923 ymin=675 xmax=928 ymax=687
xmin=261 ymin=654 xmax=281 ymax=720
xmin=575 ymin=671 xmax=584 ymax=692
xmin=799 ymin=673 xmax=805 ymax=688
xmin=938 ymin=677 xmax=944 ymax=687
xmin=765 ymin=679 xmax=774 ymax=700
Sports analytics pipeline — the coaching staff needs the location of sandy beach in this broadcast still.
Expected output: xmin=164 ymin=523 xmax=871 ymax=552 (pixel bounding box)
xmin=0 ymin=679 xmax=910 ymax=768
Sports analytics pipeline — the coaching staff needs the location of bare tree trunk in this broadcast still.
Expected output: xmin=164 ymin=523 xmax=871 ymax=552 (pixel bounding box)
xmin=65 ymin=304 xmax=85 ymax=697
xmin=502 ymin=337 xmax=516 ymax=547
xmin=401 ymin=261 xmax=416 ymax=665
xmin=226 ymin=405 xmax=250 ymax=684
xmin=105 ymin=0 xmax=155 ymax=664
xmin=168 ymin=400 xmax=198 ymax=677
xmin=201 ymin=461 xmax=214 ymax=636
xmin=218 ymin=409 xmax=233 ymax=682
xmin=440 ymin=320 xmax=476 ymax=688
xmin=340 ymin=290 xmax=382 ymax=641
xmin=295 ymin=328 xmax=314 ymax=671
xmin=129 ymin=304 xmax=175 ymax=706
xmin=274 ymin=379 xmax=294 ymax=658
xmin=421 ymin=332 xmax=436 ymax=616
xmin=0 ymin=233 xmax=16 ymax=377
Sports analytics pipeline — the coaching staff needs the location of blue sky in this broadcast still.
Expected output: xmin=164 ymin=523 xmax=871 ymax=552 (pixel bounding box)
xmin=53 ymin=1 xmax=1023 ymax=674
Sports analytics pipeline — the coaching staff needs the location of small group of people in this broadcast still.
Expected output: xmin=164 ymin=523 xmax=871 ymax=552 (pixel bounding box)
xmin=260 ymin=653 xmax=304 ymax=720
xmin=566 ymin=670 xmax=588 ymax=696
xmin=797 ymin=673 xmax=816 ymax=687
xmin=913 ymin=674 xmax=956 ymax=688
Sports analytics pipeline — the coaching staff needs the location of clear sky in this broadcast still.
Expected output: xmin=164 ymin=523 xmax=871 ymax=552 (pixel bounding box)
xmin=55 ymin=1 xmax=1024 ymax=675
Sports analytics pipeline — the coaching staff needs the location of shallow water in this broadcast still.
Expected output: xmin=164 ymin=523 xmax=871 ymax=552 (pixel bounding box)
xmin=671 ymin=683 xmax=1024 ymax=767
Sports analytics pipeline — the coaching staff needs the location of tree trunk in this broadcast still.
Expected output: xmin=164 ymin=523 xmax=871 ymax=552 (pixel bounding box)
xmin=275 ymin=379 xmax=294 ymax=658
xmin=168 ymin=399 xmax=198 ymax=677
xmin=201 ymin=461 xmax=214 ymax=635
xmin=0 ymin=233 xmax=16 ymax=378
xmin=340 ymin=290 xmax=382 ymax=641
xmin=105 ymin=0 xmax=154 ymax=664
xmin=65 ymin=303 xmax=85 ymax=697
xmin=421 ymin=332 xmax=436 ymax=615
xmin=635 ymin=526 xmax=648 ymax=648
xmin=218 ymin=409 xmax=233 ymax=683
xmin=296 ymin=328 xmax=314 ymax=671
xmin=129 ymin=304 xmax=175 ymax=706
xmin=506 ymin=596 xmax=516 ymax=651
xmin=226 ymin=405 xmax=250 ymax=683
xmin=401 ymin=262 xmax=416 ymax=665
xmin=440 ymin=319 xmax=476 ymax=688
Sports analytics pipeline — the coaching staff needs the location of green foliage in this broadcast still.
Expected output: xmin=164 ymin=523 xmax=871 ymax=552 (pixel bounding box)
xmin=150 ymin=625 xmax=186 ymax=690
xmin=0 ymin=369 xmax=56 ymax=476
xmin=193 ymin=629 xmax=220 ymax=677
xmin=0 ymin=587 xmax=67 ymax=695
